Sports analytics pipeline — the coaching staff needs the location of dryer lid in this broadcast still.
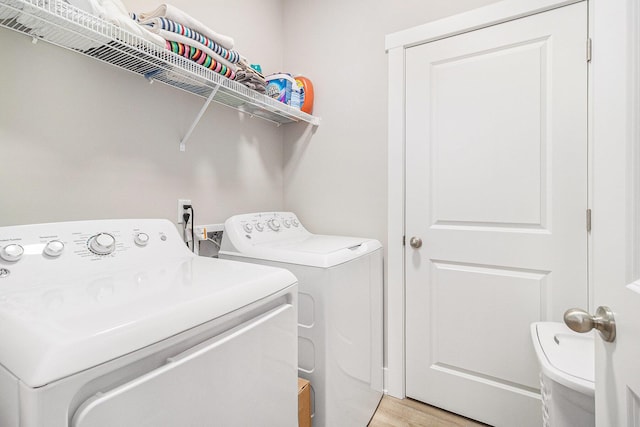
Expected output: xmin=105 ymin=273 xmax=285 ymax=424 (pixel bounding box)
xmin=531 ymin=322 xmax=595 ymax=396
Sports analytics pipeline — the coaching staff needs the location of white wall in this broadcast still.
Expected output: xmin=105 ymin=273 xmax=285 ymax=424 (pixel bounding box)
xmin=282 ymin=0 xmax=501 ymax=244
xmin=0 ymin=0 xmax=285 ymax=227
xmin=0 ymin=0 xmax=502 ymax=231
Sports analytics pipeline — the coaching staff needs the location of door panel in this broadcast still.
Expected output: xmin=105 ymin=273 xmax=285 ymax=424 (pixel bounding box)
xmin=405 ymin=3 xmax=588 ymax=426
xmin=431 ymin=41 xmax=545 ymax=227
xmin=432 ymin=261 xmax=543 ymax=388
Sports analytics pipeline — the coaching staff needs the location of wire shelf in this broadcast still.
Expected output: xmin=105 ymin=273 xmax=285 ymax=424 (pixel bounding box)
xmin=0 ymin=0 xmax=321 ymax=128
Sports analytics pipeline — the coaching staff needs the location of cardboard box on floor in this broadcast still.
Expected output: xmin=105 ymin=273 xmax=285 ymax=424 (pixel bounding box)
xmin=298 ymin=378 xmax=311 ymax=427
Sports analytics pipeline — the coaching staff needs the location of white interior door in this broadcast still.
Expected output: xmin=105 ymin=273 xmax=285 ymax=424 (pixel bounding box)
xmin=404 ymin=3 xmax=588 ymax=426
xmin=590 ymin=1 xmax=640 ymax=425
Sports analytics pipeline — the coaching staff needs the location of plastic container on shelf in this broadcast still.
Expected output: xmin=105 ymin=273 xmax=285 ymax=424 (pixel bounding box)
xmin=266 ymin=73 xmax=299 ymax=106
xmin=295 ymin=76 xmax=314 ymax=114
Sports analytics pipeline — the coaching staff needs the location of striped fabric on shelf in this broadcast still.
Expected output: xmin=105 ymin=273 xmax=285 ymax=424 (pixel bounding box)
xmin=167 ymin=41 xmax=236 ymax=79
xmin=151 ymin=17 xmax=240 ymax=64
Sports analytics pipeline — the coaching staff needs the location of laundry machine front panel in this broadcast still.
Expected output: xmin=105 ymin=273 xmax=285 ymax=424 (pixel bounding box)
xmin=72 ymin=303 xmax=297 ymax=427
xmin=13 ymin=285 xmax=297 ymax=427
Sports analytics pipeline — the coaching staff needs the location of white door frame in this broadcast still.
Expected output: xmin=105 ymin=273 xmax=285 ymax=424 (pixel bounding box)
xmin=386 ymin=0 xmax=636 ymax=400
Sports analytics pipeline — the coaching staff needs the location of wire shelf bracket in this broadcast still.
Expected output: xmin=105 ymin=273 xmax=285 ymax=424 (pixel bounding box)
xmin=180 ymin=85 xmax=219 ymax=152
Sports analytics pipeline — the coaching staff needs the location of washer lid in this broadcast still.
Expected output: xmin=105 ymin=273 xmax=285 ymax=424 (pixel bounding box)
xmin=224 ymin=234 xmax=382 ymax=267
xmin=530 ymin=322 xmax=595 ymax=396
xmin=220 ymin=212 xmax=382 ymax=267
xmin=0 ymin=257 xmax=296 ymax=388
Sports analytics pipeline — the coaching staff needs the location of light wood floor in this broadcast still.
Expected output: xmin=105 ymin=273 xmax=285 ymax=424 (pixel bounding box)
xmin=368 ymin=396 xmax=490 ymax=427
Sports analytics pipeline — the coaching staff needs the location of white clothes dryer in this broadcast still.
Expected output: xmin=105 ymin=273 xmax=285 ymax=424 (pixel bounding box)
xmin=219 ymin=212 xmax=383 ymax=427
xmin=0 ymin=219 xmax=298 ymax=427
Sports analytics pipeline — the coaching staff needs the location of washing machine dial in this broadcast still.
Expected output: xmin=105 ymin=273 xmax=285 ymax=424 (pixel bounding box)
xmin=255 ymin=222 xmax=264 ymax=232
xmin=88 ymin=233 xmax=116 ymax=255
xmin=283 ymin=219 xmax=291 ymax=228
xmin=0 ymin=244 xmax=24 ymax=262
xmin=134 ymin=232 xmax=150 ymax=247
xmin=267 ymin=219 xmax=281 ymax=231
xmin=291 ymin=218 xmax=300 ymax=227
xmin=242 ymin=223 xmax=254 ymax=233
xmin=43 ymin=240 xmax=65 ymax=257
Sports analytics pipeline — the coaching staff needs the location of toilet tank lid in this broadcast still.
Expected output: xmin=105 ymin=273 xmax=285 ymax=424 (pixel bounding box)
xmin=531 ymin=322 xmax=595 ymax=396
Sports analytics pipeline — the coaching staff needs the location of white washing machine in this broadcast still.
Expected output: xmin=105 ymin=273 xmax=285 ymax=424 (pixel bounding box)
xmin=0 ymin=219 xmax=298 ymax=427
xmin=219 ymin=212 xmax=383 ymax=427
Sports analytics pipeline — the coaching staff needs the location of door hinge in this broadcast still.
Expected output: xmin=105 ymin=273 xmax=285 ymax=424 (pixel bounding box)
xmin=586 ymin=209 xmax=592 ymax=232
xmin=402 ymin=235 xmax=406 ymax=246
xmin=587 ymin=38 xmax=592 ymax=62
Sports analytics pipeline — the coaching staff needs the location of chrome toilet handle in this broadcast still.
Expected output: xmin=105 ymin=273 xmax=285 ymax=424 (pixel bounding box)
xmin=563 ymin=306 xmax=616 ymax=342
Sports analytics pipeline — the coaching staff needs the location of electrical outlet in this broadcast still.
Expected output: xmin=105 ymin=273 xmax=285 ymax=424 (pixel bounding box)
xmin=177 ymin=199 xmax=191 ymax=224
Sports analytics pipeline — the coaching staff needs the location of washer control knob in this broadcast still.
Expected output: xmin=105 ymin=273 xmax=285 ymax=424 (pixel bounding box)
xmin=242 ymin=223 xmax=254 ymax=233
xmin=0 ymin=244 xmax=24 ymax=262
xmin=291 ymin=218 xmax=300 ymax=227
xmin=134 ymin=232 xmax=150 ymax=247
xmin=43 ymin=240 xmax=65 ymax=257
xmin=283 ymin=219 xmax=291 ymax=228
xmin=255 ymin=222 xmax=264 ymax=232
xmin=88 ymin=233 xmax=116 ymax=255
xmin=267 ymin=219 xmax=281 ymax=231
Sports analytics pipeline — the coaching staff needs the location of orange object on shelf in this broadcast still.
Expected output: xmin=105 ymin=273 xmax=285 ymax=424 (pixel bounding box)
xmin=295 ymin=76 xmax=314 ymax=114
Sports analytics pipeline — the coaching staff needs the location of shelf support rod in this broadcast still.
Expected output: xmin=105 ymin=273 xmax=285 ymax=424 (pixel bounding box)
xmin=180 ymin=85 xmax=220 ymax=152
